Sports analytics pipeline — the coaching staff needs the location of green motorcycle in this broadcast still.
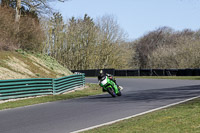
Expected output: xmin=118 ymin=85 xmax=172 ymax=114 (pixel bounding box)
xmin=99 ymin=76 xmax=122 ymax=97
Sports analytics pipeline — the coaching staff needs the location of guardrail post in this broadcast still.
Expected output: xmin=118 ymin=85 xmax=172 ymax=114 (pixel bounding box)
xmin=82 ymin=73 xmax=85 ymax=87
xmin=52 ymin=79 xmax=55 ymax=95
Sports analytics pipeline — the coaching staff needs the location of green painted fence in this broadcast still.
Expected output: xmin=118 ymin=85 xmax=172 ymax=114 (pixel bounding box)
xmin=0 ymin=74 xmax=85 ymax=100
xmin=53 ymin=74 xmax=85 ymax=94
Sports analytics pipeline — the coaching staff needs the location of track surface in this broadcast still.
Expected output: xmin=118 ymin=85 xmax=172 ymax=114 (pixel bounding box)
xmin=0 ymin=78 xmax=200 ymax=133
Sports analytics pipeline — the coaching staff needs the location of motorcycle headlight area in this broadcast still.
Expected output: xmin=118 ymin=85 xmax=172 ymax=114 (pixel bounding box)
xmin=101 ymin=78 xmax=107 ymax=85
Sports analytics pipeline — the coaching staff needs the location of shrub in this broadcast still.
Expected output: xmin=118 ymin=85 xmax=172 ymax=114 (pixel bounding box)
xmin=0 ymin=7 xmax=17 ymax=50
xmin=0 ymin=6 xmax=45 ymax=52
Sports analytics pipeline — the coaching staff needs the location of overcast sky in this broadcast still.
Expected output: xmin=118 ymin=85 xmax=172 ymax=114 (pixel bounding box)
xmin=51 ymin=0 xmax=200 ymax=40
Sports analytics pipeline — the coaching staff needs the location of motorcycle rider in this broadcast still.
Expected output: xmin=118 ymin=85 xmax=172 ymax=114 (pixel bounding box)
xmin=98 ymin=70 xmax=120 ymax=92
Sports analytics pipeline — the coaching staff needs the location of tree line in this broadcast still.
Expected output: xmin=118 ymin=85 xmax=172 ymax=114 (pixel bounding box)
xmin=130 ymin=27 xmax=200 ymax=69
xmin=43 ymin=13 xmax=131 ymax=70
xmin=0 ymin=1 xmax=200 ymax=70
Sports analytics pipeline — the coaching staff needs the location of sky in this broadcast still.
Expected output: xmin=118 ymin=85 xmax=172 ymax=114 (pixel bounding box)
xmin=51 ymin=0 xmax=200 ymax=40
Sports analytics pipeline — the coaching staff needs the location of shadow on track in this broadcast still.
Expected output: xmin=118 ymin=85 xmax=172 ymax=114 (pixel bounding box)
xmin=83 ymin=85 xmax=200 ymax=103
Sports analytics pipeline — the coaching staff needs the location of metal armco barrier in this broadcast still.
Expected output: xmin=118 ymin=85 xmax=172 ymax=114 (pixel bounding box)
xmin=0 ymin=74 xmax=85 ymax=100
xmin=53 ymin=74 xmax=85 ymax=94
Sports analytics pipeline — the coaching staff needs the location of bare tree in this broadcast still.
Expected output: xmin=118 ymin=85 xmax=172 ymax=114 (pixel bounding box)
xmin=133 ymin=27 xmax=174 ymax=68
xmin=95 ymin=15 xmax=128 ymax=69
xmin=1 ymin=0 xmax=69 ymax=22
xmin=130 ymin=27 xmax=200 ymax=69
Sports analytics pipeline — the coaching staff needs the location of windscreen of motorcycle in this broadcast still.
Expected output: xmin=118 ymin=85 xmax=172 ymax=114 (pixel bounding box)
xmin=101 ymin=77 xmax=108 ymax=85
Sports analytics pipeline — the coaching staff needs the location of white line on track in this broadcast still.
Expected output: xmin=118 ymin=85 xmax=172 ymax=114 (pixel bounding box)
xmin=71 ymin=96 xmax=200 ymax=133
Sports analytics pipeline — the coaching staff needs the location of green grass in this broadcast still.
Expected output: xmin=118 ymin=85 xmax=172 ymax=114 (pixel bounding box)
xmin=35 ymin=53 xmax=72 ymax=76
xmin=0 ymin=84 xmax=102 ymax=110
xmin=83 ymin=98 xmax=200 ymax=133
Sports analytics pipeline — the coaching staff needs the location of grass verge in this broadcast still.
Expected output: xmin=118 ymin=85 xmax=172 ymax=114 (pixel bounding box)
xmin=82 ymin=98 xmax=200 ymax=133
xmin=0 ymin=84 xmax=102 ymax=110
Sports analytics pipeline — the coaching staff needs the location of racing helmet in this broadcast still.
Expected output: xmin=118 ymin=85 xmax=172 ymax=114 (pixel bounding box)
xmin=99 ymin=70 xmax=103 ymax=74
xmin=98 ymin=70 xmax=104 ymax=80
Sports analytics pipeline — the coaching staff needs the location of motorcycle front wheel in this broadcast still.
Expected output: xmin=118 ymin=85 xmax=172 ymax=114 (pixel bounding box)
xmin=117 ymin=90 xmax=122 ymax=96
xmin=107 ymin=87 xmax=116 ymax=97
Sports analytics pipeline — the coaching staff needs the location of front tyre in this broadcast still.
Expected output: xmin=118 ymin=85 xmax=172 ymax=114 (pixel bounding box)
xmin=107 ymin=87 xmax=116 ymax=97
xmin=117 ymin=90 xmax=122 ymax=96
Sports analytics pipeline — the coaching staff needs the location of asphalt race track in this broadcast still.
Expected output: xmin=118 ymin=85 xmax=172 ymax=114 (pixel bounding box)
xmin=0 ymin=78 xmax=200 ymax=133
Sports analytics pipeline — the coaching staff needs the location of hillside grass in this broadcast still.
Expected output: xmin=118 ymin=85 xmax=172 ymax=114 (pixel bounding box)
xmin=0 ymin=50 xmax=72 ymax=80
